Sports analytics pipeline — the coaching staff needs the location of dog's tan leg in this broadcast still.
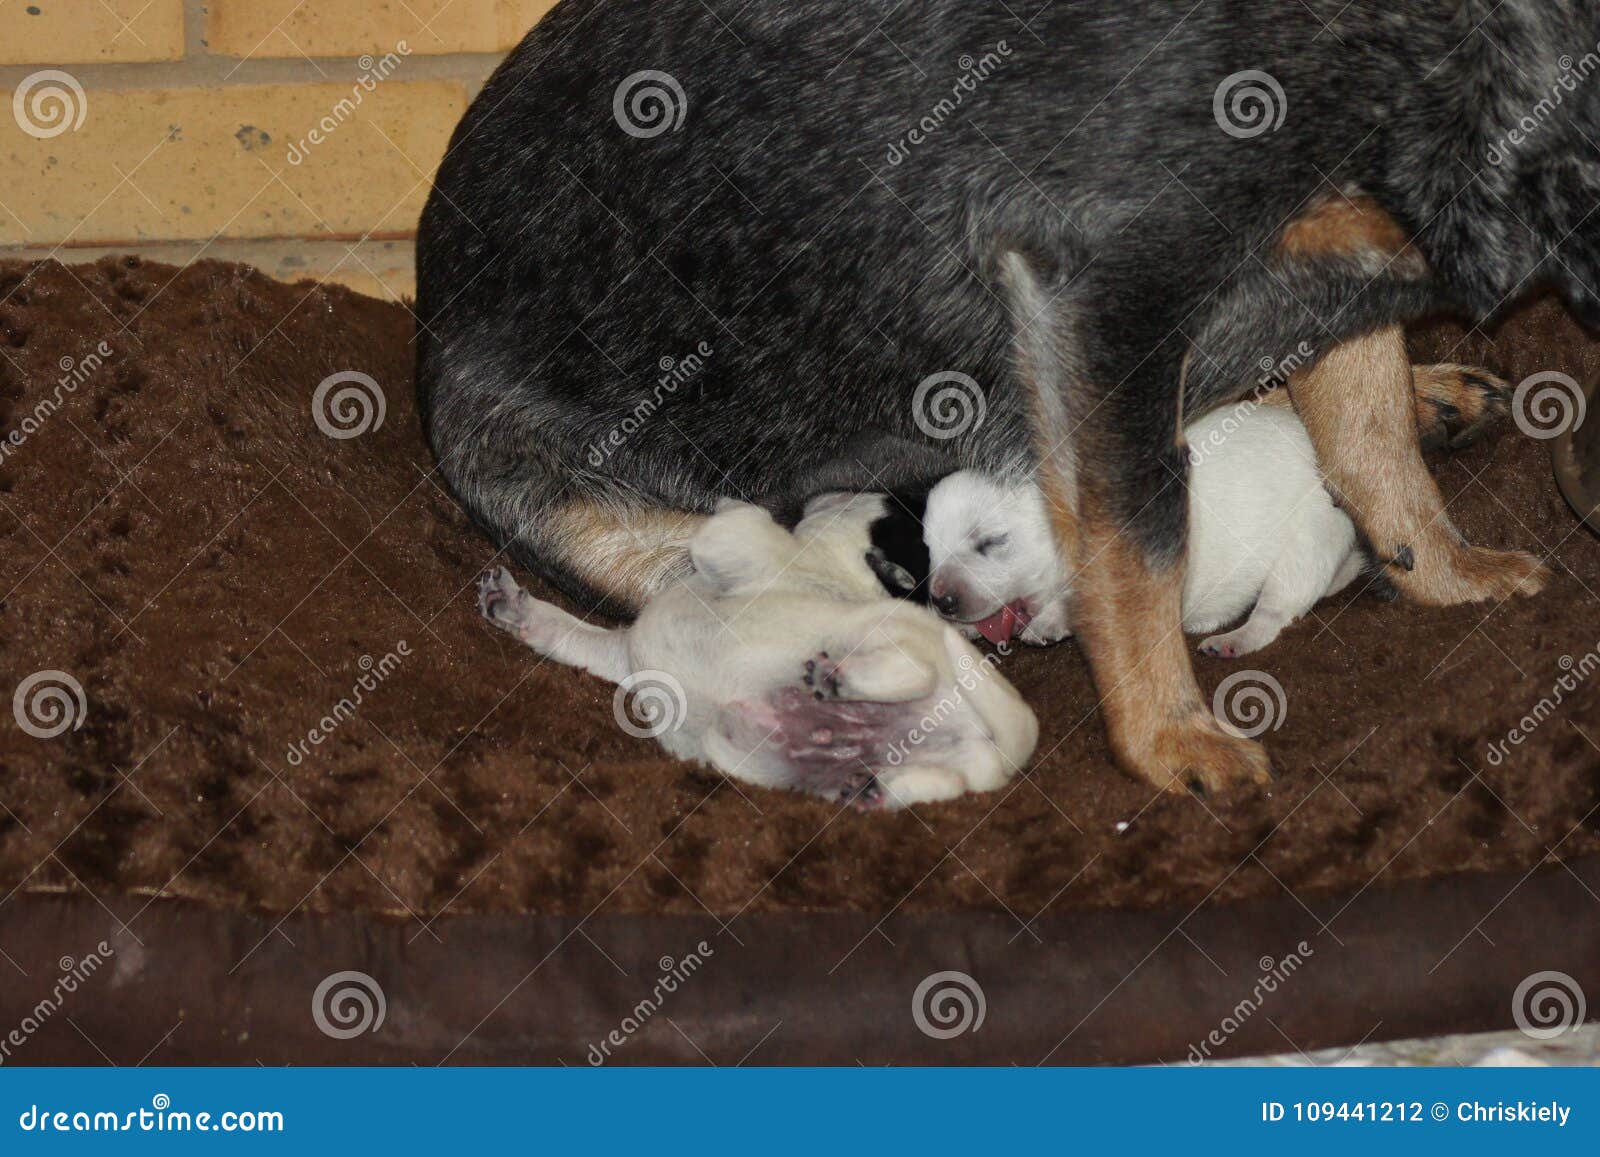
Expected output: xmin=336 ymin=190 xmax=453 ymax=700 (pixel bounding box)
xmin=1009 ymin=239 xmax=1271 ymax=795
xmin=1288 ymin=327 xmax=1547 ymax=603
xmin=1258 ymin=360 xmax=1508 ymax=451
xmin=1035 ymin=462 xmax=1272 ymax=795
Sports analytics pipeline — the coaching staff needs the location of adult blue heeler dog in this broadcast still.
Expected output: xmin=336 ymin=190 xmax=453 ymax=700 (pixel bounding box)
xmin=417 ymin=1 xmax=1586 ymax=795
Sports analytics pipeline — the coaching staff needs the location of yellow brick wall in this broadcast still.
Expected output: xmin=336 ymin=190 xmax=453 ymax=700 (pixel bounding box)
xmin=0 ymin=0 xmax=563 ymax=297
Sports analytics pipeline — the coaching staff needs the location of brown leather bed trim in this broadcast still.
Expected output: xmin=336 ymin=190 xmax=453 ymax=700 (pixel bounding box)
xmin=3 ymin=855 xmax=1596 ymax=1065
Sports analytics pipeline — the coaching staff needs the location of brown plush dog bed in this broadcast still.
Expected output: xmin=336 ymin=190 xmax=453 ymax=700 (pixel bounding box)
xmin=0 ymin=256 xmax=1596 ymax=1064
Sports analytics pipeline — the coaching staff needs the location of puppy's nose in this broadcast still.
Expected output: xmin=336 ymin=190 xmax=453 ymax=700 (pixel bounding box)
xmin=930 ymin=588 xmax=960 ymax=617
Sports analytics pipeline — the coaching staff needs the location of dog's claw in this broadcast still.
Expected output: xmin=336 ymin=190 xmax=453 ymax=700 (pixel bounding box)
xmin=801 ymin=652 xmax=842 ymax=698
xmin=477 ymin=566 xmax=518 ymax=621
xmin=840 ymin=771 xmax=884 ymax=811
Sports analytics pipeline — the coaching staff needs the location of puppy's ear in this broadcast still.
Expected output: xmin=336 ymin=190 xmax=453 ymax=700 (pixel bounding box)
xmin=865 ymin=547 xmax=918 ymax=598
xmin=690 ymin=504 xmax=789 ymax=592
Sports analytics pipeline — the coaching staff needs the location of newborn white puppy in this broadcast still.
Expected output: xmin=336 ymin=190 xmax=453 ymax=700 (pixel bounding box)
xmin=478 ymin=497 xmax=1038 ymax=809
xmin=920 ymin=400 xmax=1364 ymax=658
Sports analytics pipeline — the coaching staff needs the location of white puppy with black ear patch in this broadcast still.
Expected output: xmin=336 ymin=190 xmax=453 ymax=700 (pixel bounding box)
xmin=478 ymin=497 xmax=1037 ymax=809
xmin=920 ymin=401 xmax=1364 ymax=658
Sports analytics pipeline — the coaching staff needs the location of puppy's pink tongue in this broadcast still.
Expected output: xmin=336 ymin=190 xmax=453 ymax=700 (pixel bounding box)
xmin=974 ymin=602 xmax=1030 ymax=644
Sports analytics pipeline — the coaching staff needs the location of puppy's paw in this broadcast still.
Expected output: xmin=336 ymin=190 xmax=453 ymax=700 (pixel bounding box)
xmin=1020 ymin=601 xmax=1073 ymax=646
xmin=1197 ymin=624 xmax=1277 ymax=659
xmin=802 ymin=652 xmax=841 ymax=699
xmin=835 ymin=769 xmax=886 ymax=811
xmin=1414 ymin=363 xmax=1510 ymax=451
xmin=801 ymin=648 xmax=938 ymax=702
xmin=477 ymin=566 xmax=528 ymax=628
xmin=1197 ymin=634 xmax=1244 ymax=659
xmin=879 ymin=767 xmax=967 ymax=807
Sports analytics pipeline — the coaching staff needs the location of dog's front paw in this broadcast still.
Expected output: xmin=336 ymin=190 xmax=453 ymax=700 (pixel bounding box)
xmin=1120 ymin=712 xmax=1273 ymax=796
xmin=1389 ymin=539 xmax=1549 ymax=605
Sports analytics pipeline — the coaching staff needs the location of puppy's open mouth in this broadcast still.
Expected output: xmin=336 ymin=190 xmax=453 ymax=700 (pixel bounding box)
xmin=970 ymin=600 xmax=1033 ymax=644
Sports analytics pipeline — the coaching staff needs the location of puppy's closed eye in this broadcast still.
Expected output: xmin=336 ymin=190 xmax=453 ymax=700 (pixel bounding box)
xmin=974 ymin=533 xmax=1010 ymax=557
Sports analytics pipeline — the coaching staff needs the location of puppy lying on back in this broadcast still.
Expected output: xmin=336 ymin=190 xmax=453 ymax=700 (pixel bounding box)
xmin=478 ymin=498 xmax=1038 ymax=809
xmin=862 ymin=368 xmax=1508 ymax=658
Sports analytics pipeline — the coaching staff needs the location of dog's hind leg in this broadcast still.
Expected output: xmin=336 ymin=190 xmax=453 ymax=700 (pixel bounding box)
xmin=477 ymin=567 xmax=630 ymax=683
xmin=1271 ymin=195 xmax=1545 ymax=604
xmin=1287 ymin=327 xmax=1547 ymax=604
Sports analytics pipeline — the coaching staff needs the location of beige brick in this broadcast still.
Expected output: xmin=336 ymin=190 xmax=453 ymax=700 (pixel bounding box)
xmin=0 ymin=81 xmax=467 ymax=246
xmin=207 ymin=0 xmax=560 ymax=59
xmin=0 ymin=0 xmax=184 ymax=64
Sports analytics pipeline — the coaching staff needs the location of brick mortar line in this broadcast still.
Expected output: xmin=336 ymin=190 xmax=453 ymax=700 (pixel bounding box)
xmin=1 ymin=0 xmax=508 ymax=97
xmin=0 ymin=54 xmax=501 ymax=97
